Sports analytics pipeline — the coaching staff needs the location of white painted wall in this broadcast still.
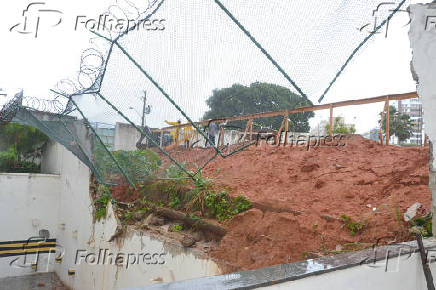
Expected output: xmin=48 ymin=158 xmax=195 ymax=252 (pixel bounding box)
xmin=193 ymin=129 xmax=241 ymax=147
xmin=63 ymin=204 xmax=221 ymax=289
xmin=0 ymin=132 xmax=220 ymax=290
xmin=50 ymin=139 xmax=95 ymax=289
xmin=410 ymin=3 xmax=436 ymax=167
xmin=260 ymin=252 xmax=436 ymax=290
xmin=49 ymin=148 xmax=222 ymax=289
xmin=409 ymin=2 xmax=436 ymax=237
xmin=0 ymin=173 xmax=61 ymax=278
xmin=113 ymin=121 xmax=246 ymax=150
xmin=1 ymin=134 xmax=222 ymax=288
xmin=0 ymin=137 xmax=90 ymax=280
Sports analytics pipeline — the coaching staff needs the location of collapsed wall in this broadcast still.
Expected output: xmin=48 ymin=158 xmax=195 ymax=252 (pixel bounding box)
xmin=0 ymin=120 xmax=222 ymax=289
xmin=409 ymin=2 xmax=436 ymax=235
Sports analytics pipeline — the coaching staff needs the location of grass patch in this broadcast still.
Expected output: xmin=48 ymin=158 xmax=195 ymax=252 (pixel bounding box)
xmin=340 ymin=214 xmax=366 ymax=236
xmin=394 ymin=204 xmax=402 ymax=225
xmin=94 ymin=168 xmax=252 ymax=226
xmin=93 ymin=185 xmax=113 ymax=221
xmin=186 ymin=170 xmax=252 ymax=221
xmin=172 ymin=224 xmax=183 ymax=232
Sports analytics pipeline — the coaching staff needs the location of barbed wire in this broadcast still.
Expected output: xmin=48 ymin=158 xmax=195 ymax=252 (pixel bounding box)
xmin=52 ymin=0 xmax=162 ymax=101
xmin=21 ymin=96 xmax=65 ymax=114
xmin=0 ymin=91 xmax=23 ymax=125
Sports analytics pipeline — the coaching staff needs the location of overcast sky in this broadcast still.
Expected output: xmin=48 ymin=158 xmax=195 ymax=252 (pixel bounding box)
xmin=0 ymin=0 xmax=431 ymax=133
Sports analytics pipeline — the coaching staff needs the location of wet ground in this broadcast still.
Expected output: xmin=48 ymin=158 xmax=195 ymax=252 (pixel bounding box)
xmin=0 ymin=273 xmax=68 ymax=290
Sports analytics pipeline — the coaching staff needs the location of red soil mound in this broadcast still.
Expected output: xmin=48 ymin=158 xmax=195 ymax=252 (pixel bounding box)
xmin=202 ymin=135 xmax=431 ymax=271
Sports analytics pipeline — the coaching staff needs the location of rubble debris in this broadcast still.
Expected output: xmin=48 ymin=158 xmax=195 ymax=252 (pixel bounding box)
xmin=181 ymin=236 xmax=196 ymax=248
xmin=156 ymin=208 xmax=227 ymax=237
xmin=145 ymin=213 xmax=165 ymax=226
xmin=404 ymin=202 xmax=422 ymax=222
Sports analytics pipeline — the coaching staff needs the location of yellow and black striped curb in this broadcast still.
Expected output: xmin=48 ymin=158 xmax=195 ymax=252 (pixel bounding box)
xmin=0 ymin=239 xmax=57 ymax=258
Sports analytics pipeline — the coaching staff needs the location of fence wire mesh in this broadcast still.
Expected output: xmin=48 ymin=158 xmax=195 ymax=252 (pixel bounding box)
xmin=1 ymin=0 xmax=409 ymax=187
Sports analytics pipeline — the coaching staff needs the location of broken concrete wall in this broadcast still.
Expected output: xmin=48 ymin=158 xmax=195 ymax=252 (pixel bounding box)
xmin=67 ymin=203 xmax=221 ymax=289
xmin=114 ymin=122 xmax=142 ymax=151
xmin=409 ymin=3 xmax=436 ymax=235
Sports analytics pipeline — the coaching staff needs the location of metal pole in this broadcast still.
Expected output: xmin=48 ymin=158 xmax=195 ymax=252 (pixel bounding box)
xmin=329 ymin=104 xmax=333 ymax=137
xmin=385 ymin=97 xmax=390 ymax=146
xmin=141 ymin=90 xmax=147 ymax=128
xmin=416 ymin=234 xmax=435 ymax=290
xmin=284 ymin=111 xmax=289 ymax=146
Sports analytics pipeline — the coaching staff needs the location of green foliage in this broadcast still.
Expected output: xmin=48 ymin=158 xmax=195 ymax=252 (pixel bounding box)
xmin=205 ymin=192 xmax=252 ymax=222
xmin=189 ymin=213 xmax=200 ymax=221
xmin=205 ymin=191 xmax=231 ymax=221
xmin=94 ymin=143 xmax=162 ymax=183
xmin=168 ymin=191 xmax=181 ymax=209
xmin=340 ymin=214 xmax=366 ymax=236
xmin=7 ymin=161 xmax=40 ymax=173
xmin=380 ymin=105 xmax=414 ymax=142
xmin=0 ymin=147 xmax=17 ymax=171
xmin=232 ymin=195 xmax=252 ymax=214
xmin=0 ymin=123 xmax=49 ymax=160
xmin=95 ymin=208 xmax=107 ymax=221
xmin=111 ymin=169 xmax=251 ymax=225
xmin=394 ymin=204 xmax=402 ymax=225
xmin=165 ymin=163 xmax=187 ymax=179
xmin=0 ymin=123 xmax=48 ymax=172
xmin=186 ymin=170 xmax=251 ymax=221
xmin=113 ymin=149 xmax=161 ymax=180
xmin=122 ymin=211 xmax=133 ymax=223
xmin=203 ymin=82 xmax=314 ymax=132
xmin=172 ymin=224 xmax=183 ymax=232
xmin=409 ymin=213 xmax=432 ymax=237
xmin=93 ymin=185 xmax=113 ymax=221
xmin=324 ymin=117 xmax=356 ymax=135
xmin=186 ymin=170 xmax=214 ymax=215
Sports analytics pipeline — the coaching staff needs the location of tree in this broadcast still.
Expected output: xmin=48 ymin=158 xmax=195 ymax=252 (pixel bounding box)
xmin=0 ymin=123 xmax=49 ymax=167
xmin=379 ymin=105 xmax=413 ymax=143
xmin=203 ymin=82 xmax=314 ymax=132
xmin=323 ymin=117 xmax=356 ymax=135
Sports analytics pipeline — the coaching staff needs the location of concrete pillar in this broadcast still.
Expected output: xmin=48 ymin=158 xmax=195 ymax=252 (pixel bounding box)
xmin=409 ymin=3 xmax=436 ymax=234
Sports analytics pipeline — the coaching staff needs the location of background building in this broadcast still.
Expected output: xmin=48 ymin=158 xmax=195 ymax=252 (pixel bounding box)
xmin=396 ymin=98 xmax=424 ymax=145
xmin=91 ymin=122 xmax=115 ymax=150
xmin=362 ymin=128 xmax=379 ymax=142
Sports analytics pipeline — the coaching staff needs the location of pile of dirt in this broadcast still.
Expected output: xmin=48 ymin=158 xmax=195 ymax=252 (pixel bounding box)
xmin=201 ymin=135 xmax=431 ymax=271
xmin=156 ymin=147 xmax=219 ymax=172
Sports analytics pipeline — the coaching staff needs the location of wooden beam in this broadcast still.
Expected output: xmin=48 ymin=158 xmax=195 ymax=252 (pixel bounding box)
xmin=241 ymin=120 xmax=250 ymax=143
xmin=385 ymin=97 xmax=390 ymax=146
xmin=379 ymin=107 xmax=385 ymax=146
xmin=220 ymin=125 xmax=225 ymax=147
xmin=276 ymin=116 xmax=286 ymax=146
xmin=175 ymin=127 xmax=180 ymax=145
xmin=329 ymin=104 xmax=333 ymax=137
xmin=292 ymin=91 xmax=417 ymax=113
xmin=249 ymin=119 xmax=253 ymax=142
xmin=284 ymin=111 xmax=289 ymax=146
xmin=152 ymin=92 xmax=418 ymax=133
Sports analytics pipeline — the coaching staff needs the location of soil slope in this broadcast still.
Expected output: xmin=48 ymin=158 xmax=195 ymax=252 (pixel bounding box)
xmin=202 ymin=135 xmax=430 ymax=271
